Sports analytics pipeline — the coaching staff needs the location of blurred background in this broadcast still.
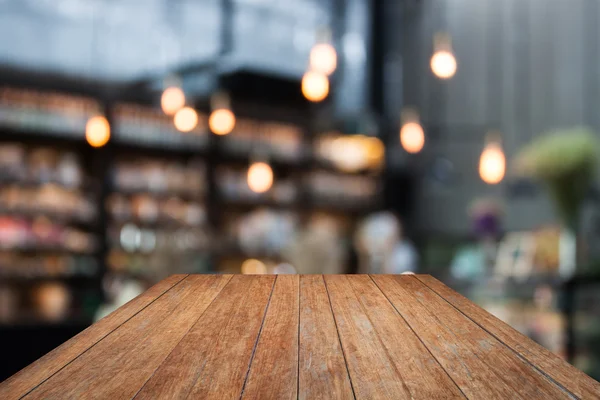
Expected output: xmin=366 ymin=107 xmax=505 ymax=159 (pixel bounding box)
xmin=1 ymin=0 xmax=600 ymax=383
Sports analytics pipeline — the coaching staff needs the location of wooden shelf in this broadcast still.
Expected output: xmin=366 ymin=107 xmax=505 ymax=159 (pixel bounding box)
xmin=1 ymin=245 xmax=97 ymax=255
xmin=0 ymin=208 xmax=96 ymax=227
xmin=0 ymin=275 xmax=99 ymax=284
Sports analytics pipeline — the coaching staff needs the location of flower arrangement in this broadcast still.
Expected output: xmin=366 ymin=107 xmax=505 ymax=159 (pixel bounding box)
xmin=514 ymin=127 xmax=598 ymax=229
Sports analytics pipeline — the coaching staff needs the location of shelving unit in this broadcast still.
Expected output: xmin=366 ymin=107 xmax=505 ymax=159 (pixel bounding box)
xmin=0 ymin=93 xmax=104 ymax=328
xmin=0 ymin=81 xmax=384 ymax=334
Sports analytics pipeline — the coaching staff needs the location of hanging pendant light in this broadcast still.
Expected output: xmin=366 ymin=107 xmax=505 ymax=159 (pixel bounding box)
xmin=86 ymin=114 xmax=110 ymax=148
xmin=209 ymin=92 xmax=236 ymax=135
xmin=310 ymin=43 xmax=337 ymax=76
xmin=174 ymin=107 xmax=198 ymax=132
xmin=309 ymin=28 xmax=337 ymax=76
xmin=431 ymin=33 xmax=457 ymax=80
xmin=161 ymin=87 xmax=185 ymax=116
xmin=479 ymin=132 xmax=506 ymax=184
xmin=85 ymin=7 xmax=110 ymax=148
xmin=302 ymin=71 xmax=329 ymax=102
xmin=399 ymin=108 xmax=425 ymax=154
xmin=302 ymin=27 xmax=333 ymax=102
xmin=247 ymin=161 xmax=274 ymax=193
xmin=160 ymin=76 xmax=185 ymax=116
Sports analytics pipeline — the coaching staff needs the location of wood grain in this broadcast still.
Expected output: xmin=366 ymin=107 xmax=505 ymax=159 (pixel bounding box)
xmin=0 ymin=274 xmax=188 ymax=400
xmin=241 ymin=275 xmax=299 ymax=400
xmin=416 ymin=274 xmax=600 ymax=399
xmin=4 ymin=274 xmax=597 ymax=399
xmin=326 ymin=274 xmax=458 ymax=399
xmin=344 ymin=275 xmax=465 ymax=399
xmin=298 ymin=275 xmax=354 ymax=400
xmin=23 ymin=274 xmax=231 ymax=400
xmin=134 ymin=274 xmax=275 ymax=400
xmin=372 ymin=275 xmax=572 ymax=399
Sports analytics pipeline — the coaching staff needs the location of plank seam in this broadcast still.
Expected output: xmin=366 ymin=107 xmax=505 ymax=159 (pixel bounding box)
xmin=322 ymin=275 xmax=357 ymax=400
xmin=414 ymin=275 xmax=578 ymax=400
xmin=402 ymin=275 xmax=575 ymax=398
xmin=18 ymin=274 xmax=190 ymax=400
xmin=368 ymin=274 xmax=468 ymax=399
xmin=238 ymin=275 xmax=278 ymax=400
xmin=346 ymin=276 xmax=414 ymax=398
xmin=401 ymin=275 xmax=570 ymax=398
xmin=130 ymin=274 xmax=234 ymax=400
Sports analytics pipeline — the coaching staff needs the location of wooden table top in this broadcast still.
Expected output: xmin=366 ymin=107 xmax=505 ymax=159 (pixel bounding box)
xmin=2 ymin=274 xmax=599 ymax=399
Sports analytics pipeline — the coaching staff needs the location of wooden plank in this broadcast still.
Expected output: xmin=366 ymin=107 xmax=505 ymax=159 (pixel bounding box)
xmin=416 ymin=274 xmax=600 ymax=399
xmin=346 ymin=275 xmax=465 ymax=399
xmin=0 ymin=274 xmax=188 ymax=400
xmin=326 ymin=275 xmax=464 ymax=399
xmin=298 ymin=275 xmax=354 ymax=400
xmin=241 ymin=275 xmax=299 ymax=400
xmin=372 ymin=275 xmax=571 ymax=399
xmin=322 ymin=275 xmax=419 ymax=398
xmin=134 ymin=274 xmax=275 ymax=400
xmin=23 ymin=274 xmax=231 ymax=400
xmin=325 ymin=274 xmax=406 ymax=399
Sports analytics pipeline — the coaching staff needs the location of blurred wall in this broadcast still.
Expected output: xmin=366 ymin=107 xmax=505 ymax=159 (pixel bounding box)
xmin=0 ymin=0 xmax=329 ymax=81
xmin=389 ymin=0 xmax=600 ymax=235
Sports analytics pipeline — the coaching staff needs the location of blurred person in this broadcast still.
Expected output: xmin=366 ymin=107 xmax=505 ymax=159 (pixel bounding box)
xmin=283 ymin=214 xmax=345 ymax=274
xmin=354 ymin=212 xmax=418 ymax=274
xmin=451 ymin=198 xmax=503 ymax=280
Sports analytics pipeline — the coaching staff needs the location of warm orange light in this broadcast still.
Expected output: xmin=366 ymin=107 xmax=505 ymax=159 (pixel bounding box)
xmin=400 ymin=122 xmax=425 ymax=153
xmin=173 ymin=107 xmax=198 ymax=132
xmin=247 ymin=162 xmax=273 ymax=193
xmin=86 ymin=115 xmax=110 ymax=147
xmin=430 ymin=50 xmax=457 ymax=79
xmin=479 ymin=142 xmax=506 ymax=184
xmin=302 ymin=71 xmax=329 ymax=102
xmin=366 ymin=137 xmax=385 ymax=167
xmin=209 ymin=108 xmax=236 ymax=135
xmin=161 ymin=86 xmax=185 ymax=115
xmin=241 ymin=259 xmax=267 ymax=274
xmin=310 ymin=43 xmax=337 ymax=76
xmin=331 ymin=136 xmax=367 ymax=172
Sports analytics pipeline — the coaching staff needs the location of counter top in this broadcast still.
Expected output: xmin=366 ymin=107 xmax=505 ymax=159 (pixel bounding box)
xmin=2 ymin=274 xmax=599 ymax=399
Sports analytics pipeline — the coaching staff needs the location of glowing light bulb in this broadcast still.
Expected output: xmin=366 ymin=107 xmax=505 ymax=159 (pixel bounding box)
xmin=331 ymin=136 xmax=368 ymax=172
xmin=161 ymin=86 xmax=185 ymax=115
xmin=247 ymin=162 xmax=273 ymax=193
xmin=400 ymin=122 xmax=425 ymax=153
xmin=86 ymin=115 xmax=110 ymax=148
xmin=430 ymin=50 xmax=457 ymax=79
xmin=173 ymin=107 xmax=198 ymax=132
xmin=302 ymin=71 xmax=329 ymax=102
xmin=310 ymin=43 xmax=337 ymax=76
xmin=209 ymin=109 xmax=236 ymax=135
xmin=241 ymin=259 xmax=267 ymax=274
xmin=479 ymin=142 xmax=505 ymax=184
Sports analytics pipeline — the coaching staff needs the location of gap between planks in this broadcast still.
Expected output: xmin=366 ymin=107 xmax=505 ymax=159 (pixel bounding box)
xmin=14 ymin=274 xmax=190 ymax=400
xmin=367 ymin=275 xmax=468 ymax=399
xmin=376 ymin=274 xmax=580 ymax=399
xmin=322 ymin=275 xmax=358 ymax=400
xmin=9 ymin=274 xmax=589 ymax=399
xmin=412 ymin=275 xmax=579 ymax=399
xmin=130 ymin=274 xmax=235 ymax=399
xmin=238 ymin=275 xmax=278 ymax=399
